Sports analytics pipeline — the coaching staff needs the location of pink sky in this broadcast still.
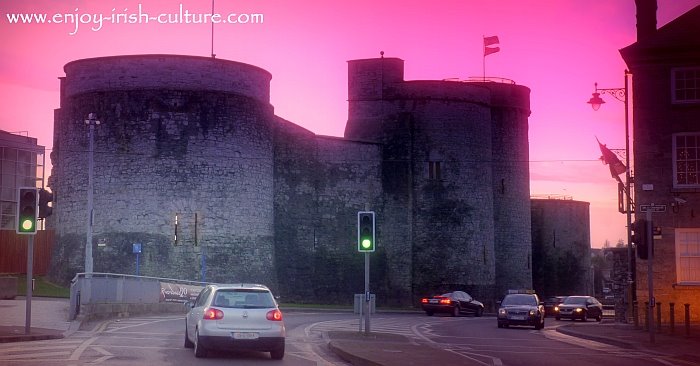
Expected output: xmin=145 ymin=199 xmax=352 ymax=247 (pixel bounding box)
xmin=1 ymin=0 xmax=699 ymax=248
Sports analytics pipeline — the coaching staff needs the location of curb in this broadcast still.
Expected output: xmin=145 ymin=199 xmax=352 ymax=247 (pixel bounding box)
xmin=0 ymin=328 xmax=64 ymax=343
xmin=556 ymin=324 xmax=634 ymax=349
xmin=328 ymin=341 xmax=380 ymax=366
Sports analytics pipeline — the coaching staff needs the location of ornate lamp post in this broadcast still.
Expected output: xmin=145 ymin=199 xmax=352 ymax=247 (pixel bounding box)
xmin=588 ymin=70 xmax=634 ymax=322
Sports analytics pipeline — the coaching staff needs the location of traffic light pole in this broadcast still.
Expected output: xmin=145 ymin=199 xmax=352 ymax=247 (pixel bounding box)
xmin=364 ymin=251 xmax=370 ymax=335
xmin=25 ymin=235 xmax=34 ymax=334
xmin=645 ymin=210 xmax=654 ymax=344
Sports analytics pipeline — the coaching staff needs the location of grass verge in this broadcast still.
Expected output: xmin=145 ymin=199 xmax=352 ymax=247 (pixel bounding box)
xmin=9 ymin=275 xmax=70 ymax=298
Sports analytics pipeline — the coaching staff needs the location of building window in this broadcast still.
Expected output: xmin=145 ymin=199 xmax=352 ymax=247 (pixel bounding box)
xmin=428 ymin=161 xmax=441 ymax=180
xmin=676 ymin=228 xmax=700 ymax=284
xmin=672 ymin=67 xmax=700 ymax=103
xmin=673 ymin=133 xmax=700 ymax=188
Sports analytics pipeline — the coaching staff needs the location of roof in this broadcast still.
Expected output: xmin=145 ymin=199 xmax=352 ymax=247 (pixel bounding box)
xmin=621 ymin=5 xmax=700 ymax=65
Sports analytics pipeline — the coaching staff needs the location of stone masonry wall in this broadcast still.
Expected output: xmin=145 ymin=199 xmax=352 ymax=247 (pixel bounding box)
xmin=49 ymin=55 xmax=277 ymax=289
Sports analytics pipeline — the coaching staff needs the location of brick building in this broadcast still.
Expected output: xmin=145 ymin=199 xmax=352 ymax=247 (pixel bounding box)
xmin=620 ymin=1 xmax=700 ymax=321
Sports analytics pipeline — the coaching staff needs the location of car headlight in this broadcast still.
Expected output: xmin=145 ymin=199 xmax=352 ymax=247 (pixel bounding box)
xmin=554 ymin=306 xmax=559 ymax=311
xmin=575 ymin=308 xmax=583 ymax=313
xmin=529 ymin=309 xmax=536 ymax=316
xmin=498 ymin=308 xmax=507 ymax=317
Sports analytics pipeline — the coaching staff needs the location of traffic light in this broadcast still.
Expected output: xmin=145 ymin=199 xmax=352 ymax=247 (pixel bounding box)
xmin=357 ymin=211 xmax=375 ymax=252
xmin=632 ymin=219 xmax=653 ymax=260
xmin=16 ymin=187 xmax=38 ymax=234
xmin=38 ymin=188 xmax=53 ymax=219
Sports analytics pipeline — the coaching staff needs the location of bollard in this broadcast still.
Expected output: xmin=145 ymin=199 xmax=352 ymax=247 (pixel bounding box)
xmin=644 ymin=302 xmax=649 ymax=331
xmin=633 ymin=301 xmax=639 ymax=328
xmin=670 ymin=303 xmax=675 ymax=335
xmin=656 ymin=302 xmax=662 ymax=334
xmin=685 ymin=304 xmax=691 ymax=338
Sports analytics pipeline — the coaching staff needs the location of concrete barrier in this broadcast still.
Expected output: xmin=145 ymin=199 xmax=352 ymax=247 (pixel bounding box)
xmin=79 ymin=302 xmax=188 ymax=322
xmin=0 ymin=277 xmax=18 ymax=299
xmin=69 ymin=273 xmax=208 ymax=321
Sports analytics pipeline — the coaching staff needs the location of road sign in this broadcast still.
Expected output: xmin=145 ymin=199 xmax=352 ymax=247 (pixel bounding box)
xmin=640 ymin=204 xmax=666 ymax=213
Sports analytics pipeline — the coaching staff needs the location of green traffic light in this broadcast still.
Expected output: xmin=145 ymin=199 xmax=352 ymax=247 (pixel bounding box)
xmin=21 ymin=219 xmax=34 ymax=231
xmin=361 ymin=238 xmax=372 ymax=249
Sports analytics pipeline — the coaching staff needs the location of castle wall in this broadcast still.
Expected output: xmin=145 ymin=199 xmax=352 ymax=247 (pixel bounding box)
xmin=48 ymin=54 xmax=533 ymax=308
xmin=531 ymin=199 xmax=592 ymax=297
xmin=49 ymin=55 xmax=277 ymax=288
xmin=486 ymin=82 xmax=533 ymax=298
xmin=346 ymin=58 xmax=532 ymax=307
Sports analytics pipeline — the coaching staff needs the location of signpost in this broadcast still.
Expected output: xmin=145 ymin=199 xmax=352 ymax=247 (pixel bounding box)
xmin=133 ymin=243 xmax=142 ymax=276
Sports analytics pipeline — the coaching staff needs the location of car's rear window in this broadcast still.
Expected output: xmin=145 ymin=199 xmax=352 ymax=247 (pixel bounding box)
xmin=212 ymin=289 xmax=276 ymax=309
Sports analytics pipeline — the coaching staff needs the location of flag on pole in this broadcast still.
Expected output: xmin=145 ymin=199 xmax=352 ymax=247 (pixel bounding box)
xmin=484 ymin=36 xmax=500 ymax=56
xmin=596 ymin=137 xmax=627 ymax=179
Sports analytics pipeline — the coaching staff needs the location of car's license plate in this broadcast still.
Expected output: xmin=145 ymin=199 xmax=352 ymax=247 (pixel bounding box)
xmin=232 ymin=332 xmax=259 ymax=340
xmin=429 ymin=299 xmax=438 ymax=304
xmin=509 ymin=315 xmax=526 ymax=320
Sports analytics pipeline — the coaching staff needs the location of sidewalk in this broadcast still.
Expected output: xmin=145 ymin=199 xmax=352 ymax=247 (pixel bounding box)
xmin=556 ymin=320 xmax=700 ymax=365
xmin=0 ymin=297 xmax=76 ymax=343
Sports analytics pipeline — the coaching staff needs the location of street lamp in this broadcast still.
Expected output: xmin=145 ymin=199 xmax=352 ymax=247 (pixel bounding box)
xmin=84 ymin=113 xmax=100 ymax=275
xmin=588 ymin=70 xmax=634 ymax=322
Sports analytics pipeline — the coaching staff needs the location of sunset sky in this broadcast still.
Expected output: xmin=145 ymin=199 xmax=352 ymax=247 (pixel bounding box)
xmin=2 ymin=0 xmax=699 ymax=248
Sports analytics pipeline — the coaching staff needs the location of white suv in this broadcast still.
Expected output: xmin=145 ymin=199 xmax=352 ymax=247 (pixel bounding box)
xmin=184 ymin=284 xmax=285 ymax=359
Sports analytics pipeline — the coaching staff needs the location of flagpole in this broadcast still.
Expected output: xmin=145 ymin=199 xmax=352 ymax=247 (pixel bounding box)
xmin=482 ymin=35 xmax=486 ymax=81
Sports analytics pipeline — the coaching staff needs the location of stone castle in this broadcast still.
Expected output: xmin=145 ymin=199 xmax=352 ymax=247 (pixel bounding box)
xmin=48 ymin=54 xmax=532 ymax=307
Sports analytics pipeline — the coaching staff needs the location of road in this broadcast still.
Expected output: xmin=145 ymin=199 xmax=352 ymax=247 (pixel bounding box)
xmin=0 ymin=311 xmax=683 ymax=365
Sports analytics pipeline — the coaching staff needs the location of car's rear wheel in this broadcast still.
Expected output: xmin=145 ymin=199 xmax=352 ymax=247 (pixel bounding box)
xmin=184 ymin=322 xmax=194 ymax=348
xmin=452 ymin=306 xmax=460 ymax=317
xmin=475 ymin=307 xmax=483 ymax=317
xmin=194 ymin=328 xmax=207 ymax=358
xmin=270 ymin=343 xmax=285 ymax=360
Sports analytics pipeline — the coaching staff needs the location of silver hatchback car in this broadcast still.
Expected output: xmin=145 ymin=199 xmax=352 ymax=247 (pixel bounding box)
xmin=184 ymin=284 xmax=286 ymax=359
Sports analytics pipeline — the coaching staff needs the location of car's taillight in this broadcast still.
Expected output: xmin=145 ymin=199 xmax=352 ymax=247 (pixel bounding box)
xmin=439 ymin=299 xmax=451 ymax=305
xmin=203 ymin=307 xmax=224 ymax=320
xmin=421 ymin=298 xmax=429 ymax=303
xmin=266 ymin=309 xmax=283 ymax=321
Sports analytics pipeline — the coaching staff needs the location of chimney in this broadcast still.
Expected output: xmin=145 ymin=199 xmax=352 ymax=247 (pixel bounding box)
xmin=635 ymin=0 xmax=657 ymax=41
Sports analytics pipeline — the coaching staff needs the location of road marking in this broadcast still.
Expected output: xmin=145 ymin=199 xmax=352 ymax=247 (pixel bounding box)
xmin=411 ymin=322 xmax=503 ymax=366
xmin=90 ymin=346 xmax=115 ymax=364
xmin=69 ymin=336 xmax=98 ymax=360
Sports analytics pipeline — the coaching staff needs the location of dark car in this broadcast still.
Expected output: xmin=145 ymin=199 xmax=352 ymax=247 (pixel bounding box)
xmin=543 ymin=296 xmax=567 ymax=316
xmin=555 ymin=295 xmax=603 ymax=322
xmin=497 ymin=293 xmax=545 ymax=329
xmin=420 ymin=291 xmax=484 ymax=317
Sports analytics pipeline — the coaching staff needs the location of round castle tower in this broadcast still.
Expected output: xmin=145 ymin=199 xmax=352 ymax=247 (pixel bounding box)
xmin=345 ymin=57 xmax=531 ymax=304
xmin=49 ymin=55 xmax=277 ymax=287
